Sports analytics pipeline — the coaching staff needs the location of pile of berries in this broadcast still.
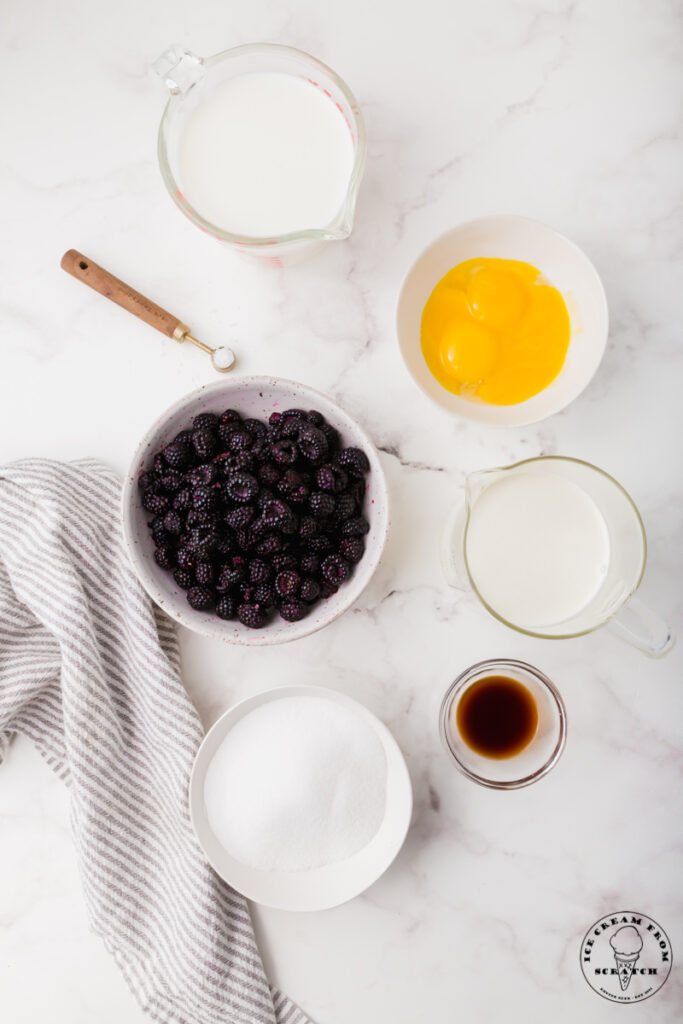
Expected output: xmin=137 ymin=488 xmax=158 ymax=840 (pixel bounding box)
xmin=139 ymin=407 xmax=371 ymax=628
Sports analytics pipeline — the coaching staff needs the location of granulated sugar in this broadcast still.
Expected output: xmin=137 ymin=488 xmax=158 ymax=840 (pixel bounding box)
xmin=203 ymin=696 xmax=388 ymax=872
xmin=211 ymin=345 xmax=235 ymax=370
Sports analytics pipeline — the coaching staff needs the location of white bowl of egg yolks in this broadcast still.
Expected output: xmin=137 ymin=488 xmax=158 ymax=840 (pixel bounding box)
xmin=396 ymin=215 xmax=608 ymax=426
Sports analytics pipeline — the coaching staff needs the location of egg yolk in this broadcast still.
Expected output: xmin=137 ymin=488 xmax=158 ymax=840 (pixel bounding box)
xmin=420 ymin=258 xmax=571 ymax=405
xmin=440 ymin=322 xmax=498 ymax=385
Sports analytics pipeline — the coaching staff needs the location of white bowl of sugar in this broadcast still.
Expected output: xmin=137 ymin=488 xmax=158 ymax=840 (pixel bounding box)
xmin=189 ymin=686 xmax=413 ymax=911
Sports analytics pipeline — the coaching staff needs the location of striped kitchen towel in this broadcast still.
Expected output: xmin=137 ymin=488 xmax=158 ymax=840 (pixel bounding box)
xmin=0 ymin=458 xmax=312 ymax=1024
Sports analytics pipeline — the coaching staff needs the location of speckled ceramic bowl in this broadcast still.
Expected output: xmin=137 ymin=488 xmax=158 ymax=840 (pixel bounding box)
xmin=122 ymin=377 xmax=389 ymax=645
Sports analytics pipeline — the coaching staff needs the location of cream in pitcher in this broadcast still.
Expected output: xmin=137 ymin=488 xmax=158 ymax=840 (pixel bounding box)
xmin=465 ymin=470 xmax=611 ymax=629
xmin=443 ymin=456 xmax=674 ymax=656
xmin=177 ymin=71 xmax=356 ymax=238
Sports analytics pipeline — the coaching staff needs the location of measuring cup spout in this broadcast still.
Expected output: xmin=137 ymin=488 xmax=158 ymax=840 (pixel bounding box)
xmin=318 ymin=123 xmax=366 ymax=241
xmin=323 ymin=222 xmax=353 ymax=242
xmin=151 ymin=45 xmax=205 ymax=96
xmin=318 ymin=189 xmax=360 ymax=241
xmin=465 ymin=466 xmax=505 ymax=509
xmin=441 ymin=467 xmax=504 ymax=591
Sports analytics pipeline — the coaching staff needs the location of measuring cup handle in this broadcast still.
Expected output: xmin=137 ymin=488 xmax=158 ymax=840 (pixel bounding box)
xmin=151 ymin=45 xmax=204 ymax=95
xmin=607 ymin=595 xmax=675 ymax=658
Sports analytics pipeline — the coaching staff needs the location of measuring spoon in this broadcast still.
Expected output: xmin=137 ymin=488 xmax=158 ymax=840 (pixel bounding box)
xmin=61 ymin=249 xmax=236 ymax=373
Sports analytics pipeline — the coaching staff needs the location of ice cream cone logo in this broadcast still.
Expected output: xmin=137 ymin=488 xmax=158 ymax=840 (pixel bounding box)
xmin=610 ymin=926 xmax=643 ymax=991
xmin=580 ymin=911 xmax=672 ymax=1003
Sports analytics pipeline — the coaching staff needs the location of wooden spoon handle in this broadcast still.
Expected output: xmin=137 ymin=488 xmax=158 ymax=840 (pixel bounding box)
xmin=60 ymin=249 xmax=187 ymax=339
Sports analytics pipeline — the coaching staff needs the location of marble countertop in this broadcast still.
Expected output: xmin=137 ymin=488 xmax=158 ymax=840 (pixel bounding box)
xmin=1 ymin=0 xmax=682 ymax=1021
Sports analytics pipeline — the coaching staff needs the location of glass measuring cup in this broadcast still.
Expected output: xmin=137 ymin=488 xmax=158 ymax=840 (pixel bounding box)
xmin=152 ymin=43 xmax=366 ymax=266
xmin=441 ymin=456 xmax=675 ymax=657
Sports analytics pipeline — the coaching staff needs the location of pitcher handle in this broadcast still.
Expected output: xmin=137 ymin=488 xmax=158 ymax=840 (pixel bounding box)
xmin=151 ymin=44 xmax=204 ymax=95
xmin=607 ymin=595 xmax=675 ymax=658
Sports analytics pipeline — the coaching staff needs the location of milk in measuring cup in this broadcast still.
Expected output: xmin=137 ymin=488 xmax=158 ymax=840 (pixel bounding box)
xmin=177 ymin=72 xmax=355 ymax=237
xmin=465 ymin=472 xmax=611 ymax=629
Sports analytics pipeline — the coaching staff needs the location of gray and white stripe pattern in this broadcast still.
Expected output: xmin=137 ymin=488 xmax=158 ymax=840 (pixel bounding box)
xmin=0 ymin=459 xmax=312 ymax=1024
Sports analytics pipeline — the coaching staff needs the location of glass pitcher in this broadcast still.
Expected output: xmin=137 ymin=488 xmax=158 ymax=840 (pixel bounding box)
xmin=442 ymin=456 xmax=675 ymax=657
xmin=152 ymin=43 xmax=366 ymax=266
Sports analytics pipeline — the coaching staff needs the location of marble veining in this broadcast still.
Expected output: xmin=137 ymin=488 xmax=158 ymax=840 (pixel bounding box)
xmin=1 ymin=0 xmax=682 ymax=1022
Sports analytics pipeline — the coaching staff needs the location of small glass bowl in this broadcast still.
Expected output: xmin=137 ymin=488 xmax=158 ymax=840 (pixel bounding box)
xmin=439 ymin=659 xmax=567 ymax=789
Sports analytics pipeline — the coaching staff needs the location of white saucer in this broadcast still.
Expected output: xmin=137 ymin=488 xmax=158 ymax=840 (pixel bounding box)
xmin=189 ymin=685 xmax=413 ymax=911
xmin=396 ymin=214 xmax=609 ymax=426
